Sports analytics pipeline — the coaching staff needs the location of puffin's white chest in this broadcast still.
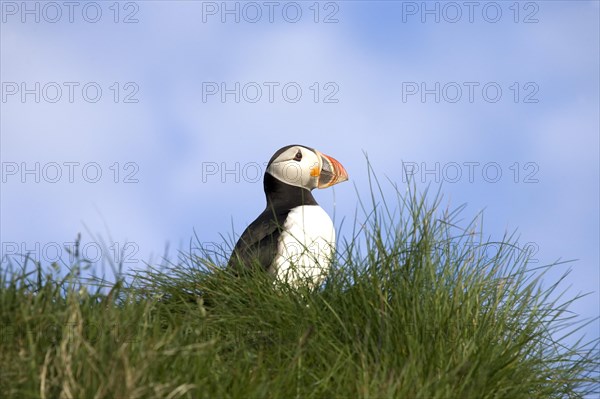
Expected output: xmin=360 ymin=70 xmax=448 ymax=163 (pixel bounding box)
xmin=270 ymin=205 xmax=335 ymax=288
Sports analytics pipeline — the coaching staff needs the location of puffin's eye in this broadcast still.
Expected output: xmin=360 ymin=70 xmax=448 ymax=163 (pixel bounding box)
xmin=293 ymin=150 xmax=302 ymax=162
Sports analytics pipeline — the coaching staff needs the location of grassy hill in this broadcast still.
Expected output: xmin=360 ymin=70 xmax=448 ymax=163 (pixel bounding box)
xmin=1 ymin=180 xmax=597 ymax=398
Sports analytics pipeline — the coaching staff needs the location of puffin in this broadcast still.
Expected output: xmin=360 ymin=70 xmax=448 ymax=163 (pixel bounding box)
xmin=227 ymin=144 xmax=349 ymax=289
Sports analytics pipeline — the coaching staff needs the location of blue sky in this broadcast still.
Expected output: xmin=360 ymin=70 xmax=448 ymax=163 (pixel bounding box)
xmin=2 ymin=1 xmax=599 ymax=344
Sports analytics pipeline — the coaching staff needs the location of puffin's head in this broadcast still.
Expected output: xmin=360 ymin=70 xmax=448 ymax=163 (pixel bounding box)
xmin=266 ymin=144 xmax=348 ymax=190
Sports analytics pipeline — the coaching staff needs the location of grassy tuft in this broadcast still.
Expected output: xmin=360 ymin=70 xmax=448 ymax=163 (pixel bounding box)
xmin=1 ymin=172 xmax=598 ymax=398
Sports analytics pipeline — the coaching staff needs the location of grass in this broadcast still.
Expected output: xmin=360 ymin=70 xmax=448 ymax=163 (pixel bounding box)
xmin=1 ymin=172 xmax=598 ymax=398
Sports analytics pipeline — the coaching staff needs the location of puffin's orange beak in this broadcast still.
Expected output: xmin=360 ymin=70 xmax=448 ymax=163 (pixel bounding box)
xmin=315 ymin=150 xmax=349 ymax=189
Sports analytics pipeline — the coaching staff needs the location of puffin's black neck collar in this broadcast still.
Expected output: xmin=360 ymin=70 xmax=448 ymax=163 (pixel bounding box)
xmin=263 ymin=172 xmax=318 ymax=210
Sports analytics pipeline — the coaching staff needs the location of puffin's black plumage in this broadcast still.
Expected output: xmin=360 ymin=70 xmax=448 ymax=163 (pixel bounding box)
xmin=227 ymin=144 xmax=348 ymax=286
xmin=227 ymin=171 xmax=318 ymax=273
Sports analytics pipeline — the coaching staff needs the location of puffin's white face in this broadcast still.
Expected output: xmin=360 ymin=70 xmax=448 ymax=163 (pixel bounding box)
xmin=266 ymin=145 xmax=348 ymax=190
